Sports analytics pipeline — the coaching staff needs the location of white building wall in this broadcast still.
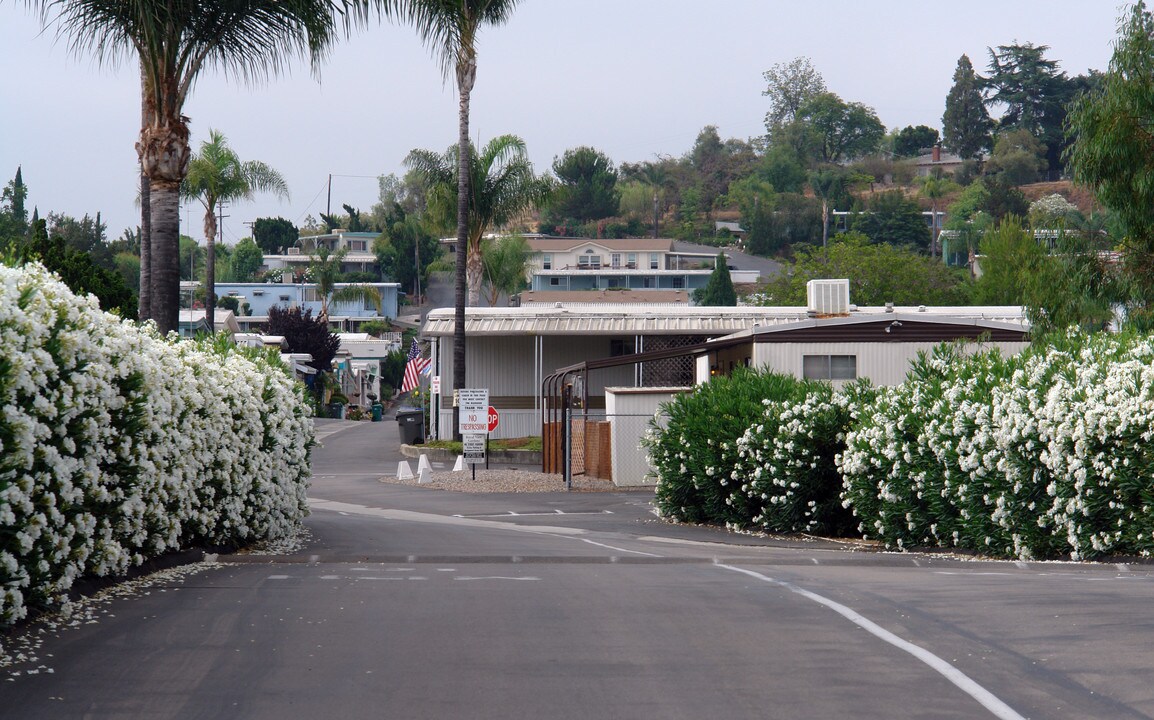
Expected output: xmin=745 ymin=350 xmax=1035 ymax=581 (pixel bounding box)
xmin=605 ymin=387 xmax=692 ymax=486
xmin=752 ymin=341 xmax=1029 ymax=386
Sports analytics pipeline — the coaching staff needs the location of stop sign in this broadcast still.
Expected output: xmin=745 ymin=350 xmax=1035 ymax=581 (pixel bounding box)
xmin=487 ymin=406 xmax=500 ymax=433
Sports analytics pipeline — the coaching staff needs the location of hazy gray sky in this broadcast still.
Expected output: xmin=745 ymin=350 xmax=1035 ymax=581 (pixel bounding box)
xmin=1 ymin=1 xmax=1126 ymax=244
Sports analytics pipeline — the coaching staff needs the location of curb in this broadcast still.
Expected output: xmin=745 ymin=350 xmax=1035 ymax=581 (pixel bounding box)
xmin=399 ymin=444 xmax=543 ymax=465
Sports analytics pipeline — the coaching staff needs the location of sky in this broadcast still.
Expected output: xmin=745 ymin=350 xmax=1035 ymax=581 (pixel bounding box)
xmin=0 ymin=1 xmax=1128 ymax=245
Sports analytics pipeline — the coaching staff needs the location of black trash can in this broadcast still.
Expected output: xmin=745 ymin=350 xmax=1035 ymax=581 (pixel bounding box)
xmin=396 ymin=407 xmax=425 ymax=444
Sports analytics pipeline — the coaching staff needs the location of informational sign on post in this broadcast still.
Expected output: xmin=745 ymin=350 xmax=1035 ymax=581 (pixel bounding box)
xmin=457 ymin=388 xmax=489 ymax=434
xmin=431 ymin=375 xmax=441 ymax=395
xmin=462 ymin=433 xmax=486 ymax=465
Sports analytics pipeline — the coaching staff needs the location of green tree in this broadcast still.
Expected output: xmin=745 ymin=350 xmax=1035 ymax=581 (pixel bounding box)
xmin=796 ymin=93 xmax=886 ymax=164
xmin=386 ymin=0 xmax=523 ymax=426
xmin=230 ymin=237 xmax=265 ymax=282
xmin=0 ymin=167 xmax=29 ymax=240
xmin=406 ymin=134 xmax=547 ymax=306
xmin=725 ymin=176 xmax=778 ymax=256
xmin=985 ymin=128 xmax=1048 ymax=186
xmin=27 ymin=0 xmax=342 ymax=335
xmin=182 ymin=129 xmax=289 ymax=322
xmin=179 ymin=235 xmax=205 ymax=285
xmin=548 ymin=146 xmax=619 ymax=224
xmin=308 ymin=246 xmax=381 ymax=320
xmin=754 ymin=233 xmax=972 ymax=306
xmin=375 ymin=211 xmax=440 ymax=299
xmin=973 ymin=216 xmax=1045 ymax=305
xmin=10 ymin=218 xmax=137 ymax=318
xmin=851 ymin=190 xmax=931 ymax=249
xmin=480 ymin=233 xmax=529 ymax=306
xmin=893 ymin=125 xmax=940 ymax=158
xmin=807 ymin=168 xmax=847 ymax=248
xmin=253 ymin=217 xmax=299 ymax=254
xmin=942 ymin=54 xmax=994 ymax=160
xmin=762 ymin=56 xmax=827 ymax=138
xmin=695 ymin=252 xmax=737 ymax=306
xmin=1065 ymin=0 xmax=1154 ymax=326
xmin=920 ymin=176 xmax=957 ymax=257
xmin=47 ymin=212 xmax=112 ymax=269
xmin=983 ymin=42 xmax=1075 ymax=176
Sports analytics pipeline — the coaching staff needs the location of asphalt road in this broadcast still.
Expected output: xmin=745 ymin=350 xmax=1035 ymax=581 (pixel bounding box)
xmin=3 ymin=420 xmax=1154 ymax=719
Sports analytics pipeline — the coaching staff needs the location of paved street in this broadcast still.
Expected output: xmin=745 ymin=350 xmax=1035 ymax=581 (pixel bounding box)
xmin=3 ymin=419 xmax=1154 ymax=719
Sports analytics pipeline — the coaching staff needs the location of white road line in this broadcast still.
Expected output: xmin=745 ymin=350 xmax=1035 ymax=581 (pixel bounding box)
xmin=455 ymin=576 xmax=540 ymax=581
xmin=577 ymin=538 xmax=663 ymax=557
xmin=309 ymin=498 xmax=586 ymax=536
xmin=716 ymin=564 xmax=1026 ymax=720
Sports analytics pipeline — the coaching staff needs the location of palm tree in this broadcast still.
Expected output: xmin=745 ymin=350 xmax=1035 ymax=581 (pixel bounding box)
xmin=384 ymin=0 xmax=521 ymax=423
xmin=481 ymin=233 xmax=530 ymax=306
xmin=920 ymin=176 xmax=956 ymax=259
xmin=182 ymin=129 xmax=289 ymax=326
xmin=406 ymin=134 xmax=547 ymax=306
xmin=27 ymin=0 xmax=343 ymax=335
xmin=308 ymin=246 xmax=382 ymax=324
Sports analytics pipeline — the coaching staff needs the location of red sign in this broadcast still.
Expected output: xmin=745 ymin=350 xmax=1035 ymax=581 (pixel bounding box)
xmin=487 ymin=406 xmax=500 ymax=433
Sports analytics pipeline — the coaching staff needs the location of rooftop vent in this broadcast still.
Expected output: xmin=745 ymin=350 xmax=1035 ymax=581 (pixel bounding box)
xmin=806 ymin=279 xmax=851 ymax=316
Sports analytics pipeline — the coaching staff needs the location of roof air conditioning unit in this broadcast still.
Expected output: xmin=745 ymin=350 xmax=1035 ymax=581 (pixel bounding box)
xmin=806 ymin=279 xmax=851 ymax=316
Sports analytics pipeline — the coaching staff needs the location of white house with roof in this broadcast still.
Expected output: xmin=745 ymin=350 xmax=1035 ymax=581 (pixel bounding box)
xmin=260 ymin=229 xmax=380 ymax=280
xmin=418 ymin=281 xmax=1029 ymax=444
xmin=214 ymin=280 xmax=401 ymax=333
xmin=524 ymin=235 xmax=736 ymax=293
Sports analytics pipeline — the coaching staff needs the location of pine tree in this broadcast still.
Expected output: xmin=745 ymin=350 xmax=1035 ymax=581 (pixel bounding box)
xmin=942 ymin=55 xmax=994 ymax=160
xmin=696 ymin=252 xmax=737 ymax=306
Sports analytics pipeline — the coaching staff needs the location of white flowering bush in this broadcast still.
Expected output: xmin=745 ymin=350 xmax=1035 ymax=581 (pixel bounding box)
xmin=729 ymin=380 xmax=875 ymax=536
xmin=644 ymin=369 xmax=864 ymax=533
xmin=839 ymin=332 xmax=1154 ymax=560
xmin=0 ymin=263 xmax=313 ymax=626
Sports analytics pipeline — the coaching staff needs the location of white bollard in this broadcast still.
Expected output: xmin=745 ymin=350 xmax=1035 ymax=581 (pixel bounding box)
xmin=418 ymin=465 xmax=432 ymax=484
xmin=417 ymin=454 xmax=432 ymax=473
xmin=396 ymin=461 xmax=414 ymax=480
xmin=452 ymin=455 xmax=464 ymax=472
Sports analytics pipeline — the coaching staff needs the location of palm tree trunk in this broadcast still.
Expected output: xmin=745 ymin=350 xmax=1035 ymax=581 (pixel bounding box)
xmin=466 ymin=243 xmax=484 ymax=307
xmin=204 ymin=204 xmax=217 ymax=332
xmin=150 ymin=183 xmax=181 ymax=335
xmin=453 ymin=58 xmax=476 ymax=440
xmin=138 ymin=63 xmax=152 ymax=321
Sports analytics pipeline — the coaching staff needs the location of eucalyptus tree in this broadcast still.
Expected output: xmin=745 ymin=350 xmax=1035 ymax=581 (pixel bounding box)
xmin=183 ymin=129 xmax=289 ymax=323
xmin=406 ymin=133 xmax=547 ymax=306
xmin=25 ymin=0 xmax=344 ymax=335
xmin=382 ymin=0 xmax=522 ymax=415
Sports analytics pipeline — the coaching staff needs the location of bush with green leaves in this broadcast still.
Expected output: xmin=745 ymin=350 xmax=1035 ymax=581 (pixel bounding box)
xmin=645 ymin=369 xmax=863 ymax=532
xmin=0 ymin=262 xmax=313 ymax=626
xmin=731 ymin=380 xmax=875 ymax=536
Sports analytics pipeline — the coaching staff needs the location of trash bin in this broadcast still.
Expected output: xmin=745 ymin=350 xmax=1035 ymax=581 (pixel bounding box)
xmin=396 ymin=407 xmax=424 ymax=444
xmin=371 ymin=402 xmax=384 ymax=422
xmin=327 ymin=402 xmax=345 ymax=419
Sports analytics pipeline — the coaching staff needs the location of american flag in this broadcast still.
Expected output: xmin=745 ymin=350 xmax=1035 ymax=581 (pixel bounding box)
xmin=401 ymin=339 xmax=430 ymax=394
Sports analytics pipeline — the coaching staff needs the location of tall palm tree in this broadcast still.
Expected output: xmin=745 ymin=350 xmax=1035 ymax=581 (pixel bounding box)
xmin=406 ymin=134 xmax=547 ymax=306
xmin=920 ymin=176 xmax=955 ymax=259
xmin=26 ymin=0 xmax=343 ymax=335
xmin=384 ymin=0 xmax=521 ymax=422
xmin=183 ymin=129 xmax=290 ymax=325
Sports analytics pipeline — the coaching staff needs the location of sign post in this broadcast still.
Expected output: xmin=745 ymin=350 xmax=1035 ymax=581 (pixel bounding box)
xmin=458 ymin=389 xmax=489 ymax=480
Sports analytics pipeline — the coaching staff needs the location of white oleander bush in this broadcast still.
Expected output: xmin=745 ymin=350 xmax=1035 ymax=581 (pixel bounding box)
xmin=0 ymin=263 xmax=313 ymax=626
xmin=839 ymin=332 xmax=1154 ymax=560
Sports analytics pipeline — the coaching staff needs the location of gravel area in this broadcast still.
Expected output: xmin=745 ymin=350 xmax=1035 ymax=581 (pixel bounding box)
xmin=381 ymin=467 xmax=655 ymax=493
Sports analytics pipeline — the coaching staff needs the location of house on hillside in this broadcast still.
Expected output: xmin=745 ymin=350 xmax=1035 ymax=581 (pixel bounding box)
xmin=525 ymin=235 xmax=740 ymax=293
xmin=261 ymin=229 xmax=380 ymax=279
xmin=915 ymin=145 xmax=967 ymax=177
xmin=214 ymin=280 xmax=401 ymax=333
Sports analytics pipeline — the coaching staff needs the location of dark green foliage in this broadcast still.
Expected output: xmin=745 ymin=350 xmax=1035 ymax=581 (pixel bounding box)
xmin=548 ymin=146 xmax=620 ymax=223
xmin=851 ymin=190 xmax=931 ymax=249
xmin=229 ymin=237 xmax=265 ymax=282
xmin=893 ymin=125 xmax=940 ymax=157
xmin=264 ymin=305 xmax=339 ymax=372
xmin=755 ymin=234 xmax=972 ymax=306
xmin=0 ymin=166 xmax=29 ymax=240
xmin=695 ymin=252 xmax=737 ymax=306
xmin=795 ymin=92 xmax=886 ymax=164
xmin=253 ymin=216 xmax=298 ymax=254
xmin=9 ymin=219 xmax=137 ymax=318
xmin=942 ymin=54 xmax=993 ymax=160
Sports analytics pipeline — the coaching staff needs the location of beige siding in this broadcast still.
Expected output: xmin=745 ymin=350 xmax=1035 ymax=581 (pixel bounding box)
xmin=753 ymin=341 xmax=1029 ymax=386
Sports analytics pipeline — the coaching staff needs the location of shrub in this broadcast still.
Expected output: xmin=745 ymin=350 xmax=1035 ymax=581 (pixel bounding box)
xmin=0 ymin=263 xmax=313 ymax=626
